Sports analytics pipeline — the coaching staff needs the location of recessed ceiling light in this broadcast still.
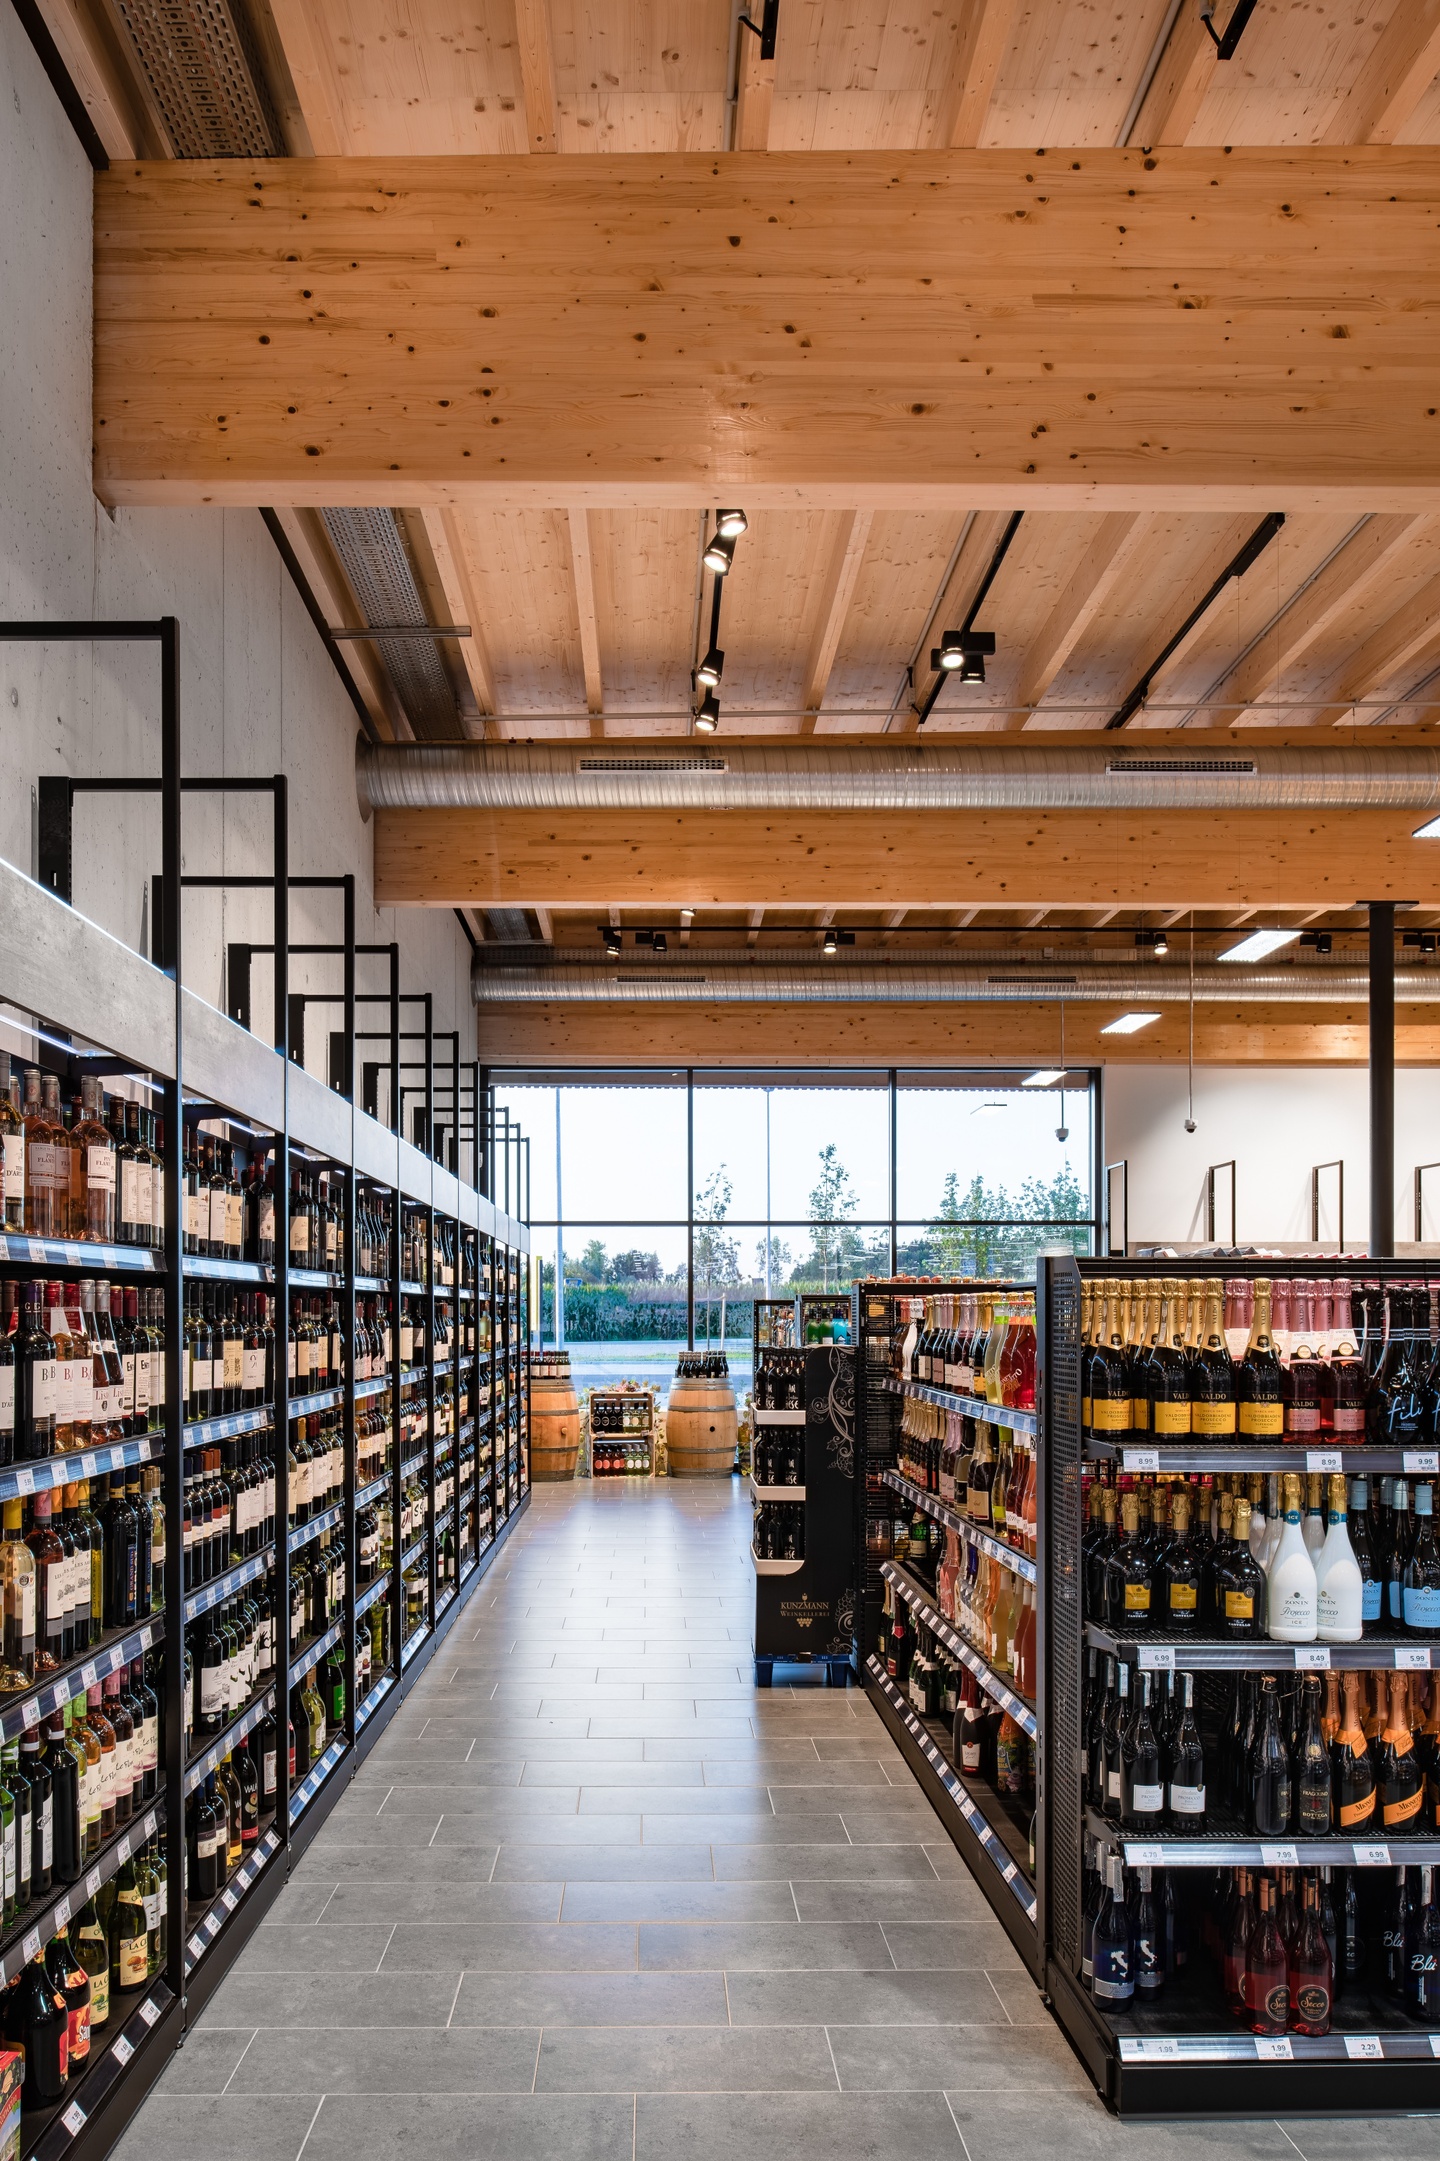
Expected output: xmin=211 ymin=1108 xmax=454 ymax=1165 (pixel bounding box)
xmin=1100 ymin=1012 xmax=1161 ymax=1036
xmin=1220 ymin=928 xmax=1300 ymax=962
xmin=1022 ymin=1069 xmax=1067 ymax=1086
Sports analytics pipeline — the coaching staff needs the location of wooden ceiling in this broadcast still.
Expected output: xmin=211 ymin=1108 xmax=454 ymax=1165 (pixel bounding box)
xmin=59 ymin=0 xmax=1440 ymax=744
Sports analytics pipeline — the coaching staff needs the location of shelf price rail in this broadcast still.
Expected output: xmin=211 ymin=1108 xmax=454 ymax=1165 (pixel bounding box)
xmin=0 ymin=852 xmax=533 ymax=2161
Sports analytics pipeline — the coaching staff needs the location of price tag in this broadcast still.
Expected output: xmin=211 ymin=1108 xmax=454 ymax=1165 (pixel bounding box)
xmin=187 ymin=1935 xmax=204 ymax=1960
xmin=80 ymin=1663 xmax=97 ymax=1690
xmin=53 ymin=1895 xmax=71 ymax=1929
xmin=116 ymin=1835 xmax=130 ymax=1862
xmin=1140 ymin=2037 xmax=1180 ymax=2059
xmin=1305 ymin=1450 xmax=1342 ymax=1474
xmin=1353 ymin=1843 xmax=1391 ymax=1866
xmin=78 ymin=1454 xmax=96 ymax=1479
xmin=1127 ymin=1843 xmax=1166 ymax=1869
xmin=62 ymin=1244 xmax=82 ymax=1266
xmin=27 ymin=1240 xmax=45 ymax=1262
xmin=13 ymin=1468 xmax=34 ymax=1496
xmin=220 ymin=1887 xmax=237 ymax=1912
xmin=1260 ymin=1844 xmax=1298 ymax=1868
xmin=1255 ymin=2037 xmax=1293 ymax=2061
xmin=19 ymin=1699 xmax=38 ymax=1731
xmin=1137 ymin=1644 xmax=1176 ymax=1671
xmin=60 ymin=2101 xmax=87 ymax=2136
xmin=137 ymin=1997 xmax=160 ymax=2028
xmin=1404 ymin=1452 xmax=1439 ymax=1475
xmin=1123 ymin=1449 xmax=1160 ymax=1473
xmin=85 ymin=1869 xmax=100 ymax=1897
xmin=145 ymin=1812 xmax=158 ymax=1837
xmin=1294 ymin=1647 xmax=1331 ymax=1669
xmin=113 ymin=2033 xmax=135 ymax=2065
xmin=22 ymin=1930 xmax=40 ymax=1962
xmin=1001 ymin=1861 xmax=1017 ymax=1882
xmin=1396 ymin=1647 xmax=1431 ymax=1670
xmin=1345 ymin=2035 xmax=1384 ymax=2061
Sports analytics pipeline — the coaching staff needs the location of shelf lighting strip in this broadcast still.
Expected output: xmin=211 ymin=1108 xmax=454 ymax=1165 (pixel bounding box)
xmin=401 ymin=1624 xmax=430 ymax=1668
xmin=355 ymin=1571 xmax=391 ymax=1619
xmin=881 ymin=1375 xmax=1038 ymax=1438
xmin=185 ymin=1825 xmax=281 ymax=1970
xmin=7 ymin=1806 xmax=163 ymax=1988
xmin=1090 ymin=1805 xmax=1440 ymax=1873
xmin=184 ymin=1545 xmax=274 ymax=1625
xmin=1117 ymin=2030 xmax=1440 ymax=2066
xmin=882 ymin=1469 xmax=1037 ymax=1585
xmin=287 ymin=1502 xmax=344 ymax=1556
xmin=356 ymin=1473 xmax=391 ymax=1510
xmin=290 ymin=1620 xmax=343 ymax=1686
xmin=1086 ymin=1621 xmax=1440 ymax=1674
xmin=356 ymin=1673 xmax=395 ymax=1729
xmin=1090 ymin=1438 xmax=1440 ymax=1478
xmin=867 ymin=1659 xmax=1037 ymax=1923
xmin=185 ymin=1407 xmax=273 ymax=1450
xmin=0 ymin=1233 xmax=161 ymax=1274
xmin=289 ymin=1737 xmax=347 ymax=1824
xmin=37 ymin=1983 xmax=175 ymax=2156
xmin=0 ymin=1434 xmax=164 ymax=1504
xmin=184 ymin=1687 xmax=276 ymax=1796
xmin=0 ymin=1618 xmax=162 ymax=1747
xmin=881 ymin=1561 xmax=1037 ymax=1737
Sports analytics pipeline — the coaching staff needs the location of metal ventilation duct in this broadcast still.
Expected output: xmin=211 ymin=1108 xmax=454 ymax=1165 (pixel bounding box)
xmin=111 ymin=0 xmax=283 ymax=154
xmin=323 ymin=511 xmax=460 ymax=742
xmin=485 ymin=909 xmax=539 ymax=942
xmin=471 ymin=950 xmax=1440 ymax=1007
xmin=359 ymin=742 xmax=1440 ymax=815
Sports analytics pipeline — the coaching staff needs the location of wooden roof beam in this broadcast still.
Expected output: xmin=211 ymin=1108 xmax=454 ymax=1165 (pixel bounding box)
xmin=1010 ymin=512 xmax=1148 ymax=726
xmin=420 ymin=509 xmax=500 ymax=737
xmin=1319 ymin=568 xmax=1440 ymax=724
xmin=566 ymin=507 xmax=605 ymax=737
xmin=931 ymin=0 xmax=1020 ymax=149
xmin=734 ymin=14 xmax=775 ymax=151
xmin=1323 ymin=0 xmax=1440 ymax=146
xmin=798 ymin=510 xmax=873 ymax=733
xmin=513 ymin=0 xmax=559 ymax=153
xmin=94 ymin=150 xmax=1440 ymax=511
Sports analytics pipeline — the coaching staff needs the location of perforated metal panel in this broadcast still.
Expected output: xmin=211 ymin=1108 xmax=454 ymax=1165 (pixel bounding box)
xmin=1040 ymin=1254 xmax=1084 ymax=1974
xmin=323 ymin=510 xmax=462 ymax=742
xmin=112 ymin=0 xmax=282 ymax=155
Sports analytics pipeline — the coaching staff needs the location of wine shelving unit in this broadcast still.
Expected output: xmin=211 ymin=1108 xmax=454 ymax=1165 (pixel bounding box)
xmin=853 ymin=1280 xmax=1043 ymax=1980
xmin=1038 ymin=1252 xmax=1440 ymax=2113
xmin=749 ymin=1304 xmax=855 ymax=1683
xmin=0 ymin=854 xmax=531 ymax=2159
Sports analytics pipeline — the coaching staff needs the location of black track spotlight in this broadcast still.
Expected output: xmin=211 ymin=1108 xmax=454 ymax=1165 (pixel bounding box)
xmin=694 ymin=691 xmax=721 ymax=734
xmin=703 ymin=531 xmax=737 ymax=576
xmin=1301 ymin=930 xmax=1334 ymax=956
xmin=822 ymin=928 xmax=838 ymax=955
xmin=930 ymin=629 xmax=996 ymax=682
xmin=601 ymin=926 xmax=622 ymax=957
xmin=1135 ymin=928 xmax=1169 ymax=956
xmin=696 ymin=646 xmax=724 ymax=690
xmin=714 ymin=509 xmax=748 ymax=539
xmin=934 ymin=631 xmax=966 ymax=672
xmin=653 ymin=932 xmax=668 ymax=955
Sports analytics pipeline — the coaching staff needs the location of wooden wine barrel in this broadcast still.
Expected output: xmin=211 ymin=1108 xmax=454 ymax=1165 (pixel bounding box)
xmin=529 ymin=1371 xmax=581 ymax=1481
xmin=665 ymin=1375 xmax=739 ymax=1477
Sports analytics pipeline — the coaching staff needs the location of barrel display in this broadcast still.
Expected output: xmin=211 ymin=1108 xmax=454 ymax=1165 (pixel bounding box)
xmin=529 ymin=1363 xmax=581 ymax=1481
xmin=666 ymin=1370 xmax=739 ymax=1477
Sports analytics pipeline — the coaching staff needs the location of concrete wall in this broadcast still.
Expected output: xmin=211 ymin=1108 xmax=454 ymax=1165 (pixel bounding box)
xmin=1102 ymin=1063 xmax=1440 ymax=1251
xmin=0 ymin=7 xmax=473 ymax=1133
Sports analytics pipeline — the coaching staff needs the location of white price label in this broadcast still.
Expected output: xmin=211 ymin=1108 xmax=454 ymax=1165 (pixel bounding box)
xmin=1138 ymin=2037 xmax=1180 ymax=2059
xmin=1396 ymin=1647 xmax=1431 ymax=1669
xmin=116 ymin=1835 xmax=130 ymax=1862
xmin=78 ymin=1454 xmax=95 ymax=1478
xmin=113 ymin=2033 xmax=135 ymax=2065
xmin=22 ymin=1930 xmax=40 ymax=1961
xmin=1353 ymin=1843 xmax=1391 ymax=1866
xmin=220 ymin=1887 xmax=237 ymax=1911
xmin=27 ymin=1241 xmax=45 ymax=1262
xmin=1294 ymin=1646 xmax=1331 ymax=1669
xmin=1305 ymin=1450 xmax=1343 ymax=1474
xmin=80 ymin=1663 xmax=97 ymax=1689
xmin=62 ymin=1245 xmax=82 ymax=1266
xmin=53 ymin=1896 xmax=70 ymax=1929
xmin=187 ymin=1935 xmax=204 ymax=1959
xmin=1260 ymin=1844 xmax=1298 ymax=1868
xmin=85 ymin=1868 xmax=100 ymax=1898
xmin=1001 ymin=1861 xmax=1017 ymax=1882
xmin=1127 ymin=1843 xmax=1166 ymax=1868
xmin=145 ymin=1812 xmax=158 ymax=1837
xmin=19 ymin=1699 xmax=38 ymax=1731
xmin=1255 ymin=2037 xmax=1293 ymax=2061
xmin=1345 ymin=2035 xmax=1384 ymax=2061
xmin=13 ymin=1469 xmax=34 ymax=1495
xmin=1137 ymin=1644 xmax=1175 ymax=1671
xmin=137 ymin=1997 xmax=160 ymax=2028
xmin=1404 ymin=1452 xmax=1439 ymax=1475
xmin=60 ymin=2101 xmax=87 ymax=2136
xmin=1123 ymin=1449 xmax=1160 ymax=1473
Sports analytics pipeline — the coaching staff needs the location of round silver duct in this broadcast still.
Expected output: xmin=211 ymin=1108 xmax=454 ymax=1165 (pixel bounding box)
xmin=360 ymin=741 xmax=1440 ymax=816
xmin=471 ymin=951 xmax=1440 ymax=1006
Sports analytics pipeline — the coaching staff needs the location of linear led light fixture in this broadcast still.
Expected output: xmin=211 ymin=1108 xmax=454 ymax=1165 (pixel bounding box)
xmin=1099 ymin=1012 xmax=1161 ymax=1036
xmin=1219 ymin=927 xmax=1300 ymax=962
xmin=1022 ymin=1069 xmax=1067 ymax=1086
xmin=1415 ymin=814 xmax=1440 ymax=839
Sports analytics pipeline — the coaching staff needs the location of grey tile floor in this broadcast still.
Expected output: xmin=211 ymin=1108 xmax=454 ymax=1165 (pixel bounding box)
xmin=117 ymin=1483 xmax=1416 ymax=2161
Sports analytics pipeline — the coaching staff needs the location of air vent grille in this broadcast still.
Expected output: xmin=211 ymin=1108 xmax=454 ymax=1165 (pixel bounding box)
xmin=614 ymin=972 xmax=707 ymax=983
xmin=1106 ymin=757 xmax=1256 ymax=775
xmin=986 ymin=975 xmax=1078 ymax=987
xmin=112 ymin=0 xmax=283 ymax=155
xmin=579 ymin=758 xmax=728 ymax=773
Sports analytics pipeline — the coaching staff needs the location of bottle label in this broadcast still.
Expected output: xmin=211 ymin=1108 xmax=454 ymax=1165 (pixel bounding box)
xmin=29 ymin=1141 xmax=69 ymax=1189
xmin=1239 ymin=1403 xmax=1285 ymax=1437
xmin=1130 ymin=1783 xmax=1163 ymax=1813
xmin=118 ymin=1933 xmax=148 ymax=1988
xmin=1224 ymin=1591 xmax=1254 ymax=1621
xmin=1123 ymin=1583 xmax=1150 ymax=1613
xmin=85 ymin=1145 xmax=116 ymax=1193
xmin=1361 ymin=1580 xmax=1382 ymax=1621
xmin=185 ymin=1192 xmax=206 ymax=1240
xmin=1339 ymin=1790 xmax=1376 ymax=1827
xmin=1384 ymin=1786 xmax=1424 ymax=1827
xmin=1332 ymin=1405 xmax=1367 ymax=1434
xmin=87 ymin=1957 xmax=109 ymax=2027
xmin=121 ymin=1159 xmax=147 ymax=1228
xmin=1168 ymin=1781 xmax=1205 ymax=1814
xmin=1 ymin=1133 xmax=21 ymax=1204
xmin=0 ymin=1366 xmax=12 ymax=1437
xmin=1151 ymin=1402 xmax=1191 ymax=1436
xmin=1092 ymin=1970 xmax=1134 ymax=2003
xmin=1286 ymin=1406 xmax=1321 ymax=1435
xmin=1090 ymin=1400 xmax=1131 ymax=1432
xmin=200 ymin=1665 xmax=226 ymax=1714
xmin=1403 ymin=1586 xmax=1440 ymax=1629
xmin=1263 ymin=1984 xmax=1289 ymax=2025
xmin=1191 ymin=1400 xmax=1236 ymax=1436
xmin=1294 ymin=1982 xmax=1329 ymax=2025
xmin=1167 ymin=1583 xmax=1198 ymax=1612
xmin=242 ymin=1348 xmax=265 ymax=1390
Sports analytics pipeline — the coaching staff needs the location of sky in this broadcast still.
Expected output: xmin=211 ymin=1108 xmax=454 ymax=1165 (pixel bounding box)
xmin=494 ymin=1078 xmax=1093 ymax=1276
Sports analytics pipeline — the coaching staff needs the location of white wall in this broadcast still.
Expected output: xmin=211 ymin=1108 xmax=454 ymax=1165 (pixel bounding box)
xmin=0 ymin=8 xmax=473 ymax=1120
xmin=1103 ymin=1063 xmax=1440 ymax=1251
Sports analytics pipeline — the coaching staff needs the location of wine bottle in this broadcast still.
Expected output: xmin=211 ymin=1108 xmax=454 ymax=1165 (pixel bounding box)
xmin=1122 ymin=1671 xmax=1164 ymax=1832
xmin=1315 ymin=1473 xmax=1364 ymax=1643
xmin=18 ymin=1949 xmax=68 ymax=2106
xmin=1091 ymin=1853 xmax=1134 ymax=2006
xmin=1214 ymin=1498 xmax=1266 ymax=1639
xmin=1165 ymin=1671 xmax=1206 ymax=1830
xmin=1406 ymin=1864 xmax=1440 ymax=2025
xmin=1249 ymin=1676 xmax=1293 ymax=1839
xmin=1332 ymin=1672 xmax=1378 ymax=1831
xmin=1294 ymin=1676 xmax=1332 ymax=1835
xmin=1235 ymin=1280 xmax=1283 ymax=1440
xmin=1347 ymin=1477 xmax=1384 ymax=1636
xmin=1378 ymin=1672 xmax=1425 ymax=1831
xmin=1287 ymin=1873 xmax=1333 ymax=2037
xmin=1104 ymin=1495 xmax=1152 ymax=1633
xmin=1246 ymin=1874 xmax=1289 ymax=2036
xmin=1102 ymin=1660 xmax=1129 ymax=1824
xmin=1129 ymin=1866 xmax=1164 ymax=2000
xmin=1404 ymin=1482 xmax=1440 ymax=1636
xmin=1266 ymin=1473 xmax=1318 ymax=1644
xmin=1158 ymin=1489 xmax=1202 ymax=1632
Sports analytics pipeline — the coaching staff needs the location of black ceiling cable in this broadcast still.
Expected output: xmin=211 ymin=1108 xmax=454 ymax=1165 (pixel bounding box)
xmin=1199 ymin=0 xmax=1259 ymax=62
xmin=1103 ymin=511 xmax=1285 ymax=731
xmin=914 ymin=511 xmax=1023 ymax=726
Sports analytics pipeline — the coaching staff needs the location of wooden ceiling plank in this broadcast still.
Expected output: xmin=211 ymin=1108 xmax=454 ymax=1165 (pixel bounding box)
xmin=513 ymin=0 xmax=559 ymax=153
xmin=1322 ymin=0 xmax=1440 ymax=146
xmin=798 ymin=510 xmax=874 ymax=730
xmin=420 ymin=508 xmax=500 ymax=733
xmin=31 ymin=0 xmax=152 ymax=156
xmin=930 ymin=0 xmax=1020 ymax=149
xmin=1127 ymin=2 xmax=1217 ymax=149
xmin=264 ymin=0 xmax=347 ymax=152
xmin=270 ymin=507 xmax=410 ymax=740
xmin=734 ymin=21 xmax=775 ymax=151
xmin=746 ymin=905 xmax=765 ymax=945
xmin=1208 ymin=513 xmax=1427 ymax=716
xmin=95 ymin=150 xmax=1440 ymax=513
xmin=566 ymin=506 xmax=605 ymax=733
xmin=892 ymin=510 xmax=1013 ymax=736
xmin=1318 ymin=567 xmax=1440 ymax=723
xmin=1011 ymin=512 xmax=1147 ymax=722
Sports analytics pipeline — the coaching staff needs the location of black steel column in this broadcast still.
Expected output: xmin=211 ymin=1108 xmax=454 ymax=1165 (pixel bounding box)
xmin=159 ymin=617 xmax=186 ymax=2006
xmin=342 ymin=877 xmax=357 ymax=1741
xmin=686 ymin=1070 xmax=695 ymax=1352
xmin=1370 ymin=901 xmax=1395 ymax=1259
xmin=888 ymin=1069 xmax=898 ymax=1277
xmin=272 ymin=777 xmax=292 ymax=1847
